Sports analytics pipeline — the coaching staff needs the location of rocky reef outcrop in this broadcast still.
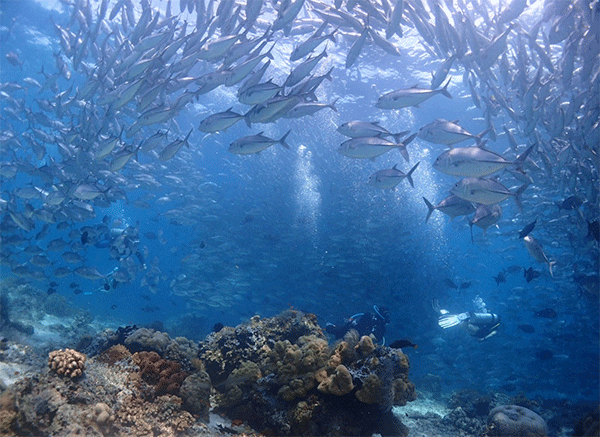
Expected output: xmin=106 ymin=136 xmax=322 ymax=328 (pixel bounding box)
xmin=198 ymin=310 xmax=416 ymax=436
xmin=0 ymin=310 xmax=416 ymax=436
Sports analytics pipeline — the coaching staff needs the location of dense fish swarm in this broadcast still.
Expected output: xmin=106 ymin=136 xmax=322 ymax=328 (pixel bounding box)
xmin=0 ymin=0 xmax=599 ymax=432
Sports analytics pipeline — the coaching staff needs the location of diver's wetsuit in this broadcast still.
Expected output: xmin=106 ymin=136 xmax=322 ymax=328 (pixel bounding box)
xmin=326 ymin=309 xmax=388 ymax=342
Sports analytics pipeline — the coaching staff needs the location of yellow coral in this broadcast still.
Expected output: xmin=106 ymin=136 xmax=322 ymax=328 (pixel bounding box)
xmin=48 ymin=348 xmax=86 ymax=378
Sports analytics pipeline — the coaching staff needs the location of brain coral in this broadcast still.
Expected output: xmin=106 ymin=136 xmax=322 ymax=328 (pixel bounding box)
xmin=486 ymin=405 xmax=548 ymax=437
xmin=47 ymin=348 xmax=86 ymax=378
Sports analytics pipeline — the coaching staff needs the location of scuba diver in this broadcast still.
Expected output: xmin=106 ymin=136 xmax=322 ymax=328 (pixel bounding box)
xmin=325 ymin=305 xmax=390 ymax=344
xmin=432 ymin=299 xmax=500 ymax=340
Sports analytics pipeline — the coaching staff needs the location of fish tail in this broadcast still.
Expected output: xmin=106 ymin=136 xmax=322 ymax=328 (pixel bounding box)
xmin=514 ymin=144 xmax=535 ymax=171
xmin=398 ymin=144 xmax=410 ymax=162
xmin=391 ymin=130 xmax=411 ymax=143
xmin=548 ymin=261 xmax=556 ymax=277
xmin=423 ymin=197 xmax=435 ymax=223
xmin=329 ymin=98 xmax=339 ymax=112
xmin=514 ymin=183 xmax=529 ymax=212
xmin=278 ymin=129 xmax=292 ymax=149
xmin=475 ymin=126 xmax=492 ymax=145
xmin=440 ymin=78 xmax=452 ymax=99
xmin=406 ymin=161 xmax=419 ymax=188
xmin=402 ymin=132 xmax=417 ymax=145
xmin=184 ymin=128 xmax=193 ymax=147
xmin=328 ymin=28 xmax=339 ymax=43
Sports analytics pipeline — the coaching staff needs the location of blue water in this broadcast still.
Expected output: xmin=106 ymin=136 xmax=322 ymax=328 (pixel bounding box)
xmin=0 ymin=0 xmax=598 ymax=406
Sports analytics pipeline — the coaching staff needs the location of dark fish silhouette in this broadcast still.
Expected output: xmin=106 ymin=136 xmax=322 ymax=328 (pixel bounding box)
xmin=518 ymin=218 xmax=537 ymax=238
xmin=444 ymin=278 xmax=458 ymax=289
xmin=587 ymin=220 xmax=599 ymax=242
xmin=81 ymin=230 xmax=89 ymax=245
xmin=390 ymin=339 xmax=418 ymax=349
xmin=524 ymin=267 xmax=541 ymax=283
xmin=518 ymin=324 xmax=535 ymax=334
xmin=534 ymin=308 xmax=557 ymax=318
xmin=493 ymin=271 xmax=506 ymax=285
xmin=535 ymin=350 xmax=554 ymax=360
xmin=555 ymin=195 xmax=582 ymax=210
xmin=460 ymin=281 xmax=471 ymax=289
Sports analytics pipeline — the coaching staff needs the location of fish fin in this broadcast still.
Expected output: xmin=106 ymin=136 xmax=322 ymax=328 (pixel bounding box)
xmin=327 ymin=29 xmax=338 ymax=43
xmin=514 ymin=183 xmax=529 ymax=212
xmin=475 ymin=127 xmax=492 ymax=144
xmin=440 ymin=78 xmax=452 ymax=98
xmin=278 ymin=129 xmax=291 ymax=149
xmin=514 ymin=144 xmax=535 ymax=171
xmin=406 ymin=161 xmax=419 ymax=188
xmin=548 ymin=261 xmax=556 ymax=277
xmin=329 ymin=98 xmax=339 ymax=112
xmin=399 ymin=145 xmax=410 ymax=162
xmin=423 ymin=197 xmax=435 ymax=223
xmin=391 ymin=130 xmax=411 ymax=143
xmin=402 ymin=132 xmax=417 ymax=145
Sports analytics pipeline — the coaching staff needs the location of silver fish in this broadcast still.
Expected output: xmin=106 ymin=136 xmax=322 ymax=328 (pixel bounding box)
xmin=229 ymin=130 xmax=291 ymax=155
xmin=469 ymin=204 xmax=502 ymax=242
xmin=451 ymin=177 xmax=528 ymax=210
xmin=337 ymin=120 xmax=409 ymax=143
xmin=523 ymin=236 xmax=556 ymax=277
xmin=422 ymin=195 xmax=475 ymax=223
xmin=369 ymin=162 xmax=419 ymax=189
xmin=418 ymin=119 xmax=488 ymax=146
xmin=199 ymin=108 xmax=244 ymax=133
xmin=338 ymin=133 xmax=416 ymax=161
xmin=433 ymin=145 xmax=533 ymax=177
xmin=376 ymin=81 xmax=451 ymax=109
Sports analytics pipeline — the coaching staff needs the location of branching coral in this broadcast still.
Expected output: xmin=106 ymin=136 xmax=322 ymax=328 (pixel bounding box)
xmin=47 ymin=348 xmax=86 ymax=378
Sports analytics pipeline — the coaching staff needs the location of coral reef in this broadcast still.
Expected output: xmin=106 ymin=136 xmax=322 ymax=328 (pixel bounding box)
xmin=2 ymin=310 xmax=417 ymax=436
xmin=131 ymin=351 xmax=189 ymax=396
xmin=5 ymin=351 xmax=220 ymax=436
xmin=179 ymin=371 xmax=211 ymax=421
xmin=572 ymin=406 xmax=600 ymax=437
xmin=484 ymin=404 xmax=548 ymax=437
xmin=198 ymin=310 xmax=416 ymax=436
xmin=124 ymin=328 xmax=171 ymax=353
xmin=48 ymin=348 xmax=86 ymax=378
